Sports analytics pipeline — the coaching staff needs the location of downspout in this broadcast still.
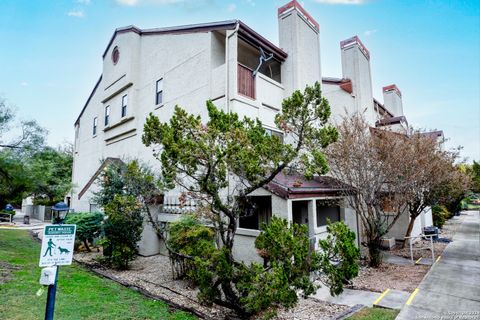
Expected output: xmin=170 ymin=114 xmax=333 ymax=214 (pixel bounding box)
xmin=225 ymin=21 xmax=239 ymax=114
xmin=224 ymin=21 xmax=239 ymax=235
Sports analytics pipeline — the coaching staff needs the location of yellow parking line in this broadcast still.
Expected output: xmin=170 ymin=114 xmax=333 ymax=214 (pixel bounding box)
xmin=435 ymin=256 xmax=441 ymax=263
xmin=406 ymin=288 xmax=419 ymax=305
xmin=373 ymin=288 xmax=390 ymax=305
xmin=415 ymin=257 xmax=422 ymax=264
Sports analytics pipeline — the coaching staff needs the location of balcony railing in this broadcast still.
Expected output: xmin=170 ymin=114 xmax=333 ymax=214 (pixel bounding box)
xmin=238 ymin=63 xmax=255 ymax=100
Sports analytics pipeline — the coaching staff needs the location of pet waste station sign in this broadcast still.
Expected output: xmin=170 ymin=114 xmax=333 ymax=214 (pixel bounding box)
xmin=39 ymin=225 xmax=76 ymax=267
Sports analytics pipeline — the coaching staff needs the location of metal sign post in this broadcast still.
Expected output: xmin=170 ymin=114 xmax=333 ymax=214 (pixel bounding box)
xmin=39 ymin=224 xmax=76 ymax=320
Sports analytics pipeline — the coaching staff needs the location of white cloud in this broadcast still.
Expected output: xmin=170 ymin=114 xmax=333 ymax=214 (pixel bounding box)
xmin=314 ymin=0 xmax=365 ymax=4
xmin=67 ymin=9 xmax=85 ymax=17
xmin=76 ymin=0 xmax=91 ymax=4
xmin=116 ymin=0 xmax=139 ymax=5
xmin=227 ymin=3 xmax=236 ymax=12
xmin=364 ymin=29 xmax=377 ymax=36
xmin=20 ymin=82 xmax=28 ymax=87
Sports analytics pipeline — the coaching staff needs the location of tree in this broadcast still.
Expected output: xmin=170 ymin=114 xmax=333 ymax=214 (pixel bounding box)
xmin=93 ymin=159 xmax=163 ymax=231
xmin=0 ymin=98 xmax=46 ymax=150
xmin=325 ymin=114 xmax=412 ymax=267
xmin=398 ymin=133 xmax=469 ymax=245
xmin=28 ymin=145 xmax=73 ymax=205
xmin=0 ymin=97 xmax=48 ymax=207
xmin=102 ymin=195 xmax=144 ymax=269
xmin=0 ymin=150 xmax=32 ymax=207
xmin=142 ymin=83 xmax=344 ymax=316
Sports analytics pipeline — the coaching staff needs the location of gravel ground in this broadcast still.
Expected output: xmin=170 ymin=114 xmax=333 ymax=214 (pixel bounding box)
xmin=74 ymin=251 xmax=349 ymax=320
xmin=348 ymin=215 xmax=464 ymax=294
xmin=348 ymin=263 xmax=430 ymax=293
xmin=275 ymin=297 xmax=349 ymax=320
xmin=390 ymin=214 xmax=463 ymax=260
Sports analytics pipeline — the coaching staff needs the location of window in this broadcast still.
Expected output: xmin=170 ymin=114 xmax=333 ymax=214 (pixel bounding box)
xmin=93 ymin=117 xmax=98 ymax=135
xmin=105 ymin=106 xmax=110 ymax=126
xmin=239 ymin=196 xmax=272 ymax=230
xmin=316 ymin=202 xmax=341 ymax=227
xmin=121 ymin=94 xmax=128 ymax=117
xmin=156 ymin=79 xmax=163 ymax=105
xmin=265 ymin=128 xmax=284 ymax=143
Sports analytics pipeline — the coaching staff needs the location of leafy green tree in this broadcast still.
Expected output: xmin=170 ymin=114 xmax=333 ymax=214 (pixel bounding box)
xmin=0 ymin=150 xmax=32 ymax=207
xmin=0 ymin=97 xmax=48 ymax=207
xmin=142 ymin=83 xmax=342 ymax=315
xmin=28 ymin=145 xmax=73 ymax=205
xmin=102 ymin=195 xmax=143 ymax=269
xmin=169 ymin=216 xmax=359 ymax=317
xmin=93 ymin=159 xmax=162 ymax=234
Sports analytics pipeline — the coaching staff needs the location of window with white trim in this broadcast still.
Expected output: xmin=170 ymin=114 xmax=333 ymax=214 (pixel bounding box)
xmin=105 ymin=106 xmax=110 ymax=126
xmin=121 ymin=94 xmax=128 ymax=117
xmin=93 ymin=117 xmax=98 ymax=135
xmin=265 ymin=128 xmax=284 ymax=143
xmin=156 ymin=79 xmax=163 ymax=105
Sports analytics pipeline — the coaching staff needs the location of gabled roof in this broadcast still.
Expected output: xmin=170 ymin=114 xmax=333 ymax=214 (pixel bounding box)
xmin=375 ymin=115 xmax=408 ymax=127
xmin=373 ymin=98 xmax=394 ymax=118
xmin=102 ymin=20 xmax=287 ymax=62
xmin=421 ymin=130 xmax=444 ymax=140
xmin=78 ymin=157 xmax=123 ymax=200
xmin=75 ymin=75 xmax=102 ymax=126
xmin=102 ymin=20 xmax=238 ymax=59
xmin=265 ymin=172 xmax=349 ymax=199
xmin=322 ymin=77 xmax=353 ymax=94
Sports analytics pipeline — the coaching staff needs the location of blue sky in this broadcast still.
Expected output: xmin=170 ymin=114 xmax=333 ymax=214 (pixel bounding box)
xmin=0 ymin=0 xmax=479 ymax=161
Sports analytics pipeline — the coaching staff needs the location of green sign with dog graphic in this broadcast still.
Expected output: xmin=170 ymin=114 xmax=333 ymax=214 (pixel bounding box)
xmin=39 ymin=225 xmax=76 ymax=267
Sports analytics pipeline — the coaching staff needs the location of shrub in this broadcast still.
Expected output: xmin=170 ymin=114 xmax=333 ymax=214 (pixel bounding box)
xmin=167 ymin=215 xmax=216 ymax=258
xmin=317 ymin=220 xmax=360 ymax=295
xmin=168 ymin=216 xmax=359 ymax=317
xmin=432 ymin=205 xmax=448 ymax=228
xmin=0 ymin=209 xmax=15 ymax=216
xmin=102 ymin=195 xmax=144 ymax=269
xmin=65 ymin=212 xmax=104 ymax=252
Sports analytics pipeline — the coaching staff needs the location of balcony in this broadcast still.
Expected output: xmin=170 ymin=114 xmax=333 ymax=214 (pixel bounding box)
xmin=237 ymin=63 xmax=255 ymax=100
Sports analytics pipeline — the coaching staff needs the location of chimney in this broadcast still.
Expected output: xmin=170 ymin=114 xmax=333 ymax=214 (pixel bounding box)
xmin=340 ymin=36 xmax=375 ymax=123
xmin=382 ymin=84 xmax=403 ymax=116
xmin=278 ymin=0 xmax=321 ymax=96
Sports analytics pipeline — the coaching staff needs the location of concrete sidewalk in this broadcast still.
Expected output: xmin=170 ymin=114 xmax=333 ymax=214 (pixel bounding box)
xmin=313 ymin=284 xmax=410 ymax=310
xmin=396 ymin=211 xmax=480 ymax=319
xmin=0 ymin=210 xmax=47 ymax=231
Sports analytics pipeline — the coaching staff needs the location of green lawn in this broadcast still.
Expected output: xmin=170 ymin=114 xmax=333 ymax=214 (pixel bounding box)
xmin=347 ymin=307 xmax=399 ymax=320
xmin=0 ymin=229 xmax=195 ymax=320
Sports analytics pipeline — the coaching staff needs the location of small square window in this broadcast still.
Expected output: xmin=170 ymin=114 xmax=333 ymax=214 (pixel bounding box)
xmin=239 ymin=196 xmax=272 ymax=230
xmin=156 ymin=79 xmax=163 ymax=105
xmin=265 ymin=128 xmax=284 ymax=143
xmin=105 ymin=106 xmax=110 ymax=126
xmin=121 ymin=95 xmax=128 ymax=118
xmin=93 ymin=117 xmax=98 ymax=135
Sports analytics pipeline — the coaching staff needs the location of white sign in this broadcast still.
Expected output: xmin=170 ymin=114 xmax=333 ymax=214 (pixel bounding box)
xmin=39 ymin=225 xmax=76 ymax=267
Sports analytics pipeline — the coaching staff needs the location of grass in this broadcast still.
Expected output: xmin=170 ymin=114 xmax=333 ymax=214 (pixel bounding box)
xmin=0 ymin=229 xmax=195 ymax=320
xmin=347 ymin=307 xmax=399 ymax=320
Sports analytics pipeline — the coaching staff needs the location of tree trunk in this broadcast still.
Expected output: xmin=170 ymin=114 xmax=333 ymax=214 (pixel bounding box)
xmin=83 ymin=239 xmax=91 ymax=252
xmin=367 ymin=238 xmax=383 ymax=267
xmin=401 ymin=214 xmax=417 ymax=249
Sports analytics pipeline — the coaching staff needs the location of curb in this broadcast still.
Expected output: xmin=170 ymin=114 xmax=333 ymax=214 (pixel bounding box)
xmin=334 ymin=304 xmax=365 ymax=320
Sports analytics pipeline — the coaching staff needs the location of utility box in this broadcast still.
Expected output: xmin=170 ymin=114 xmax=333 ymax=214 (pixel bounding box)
xmin=380 ymin=237 xmax=396 ymax=250
xmin=39 ymin=266 xmax=57 ymax=285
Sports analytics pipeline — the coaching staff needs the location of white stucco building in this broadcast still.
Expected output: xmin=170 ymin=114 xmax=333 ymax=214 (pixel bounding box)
xmin=71 ymin=0 xmax=434 ymax=259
